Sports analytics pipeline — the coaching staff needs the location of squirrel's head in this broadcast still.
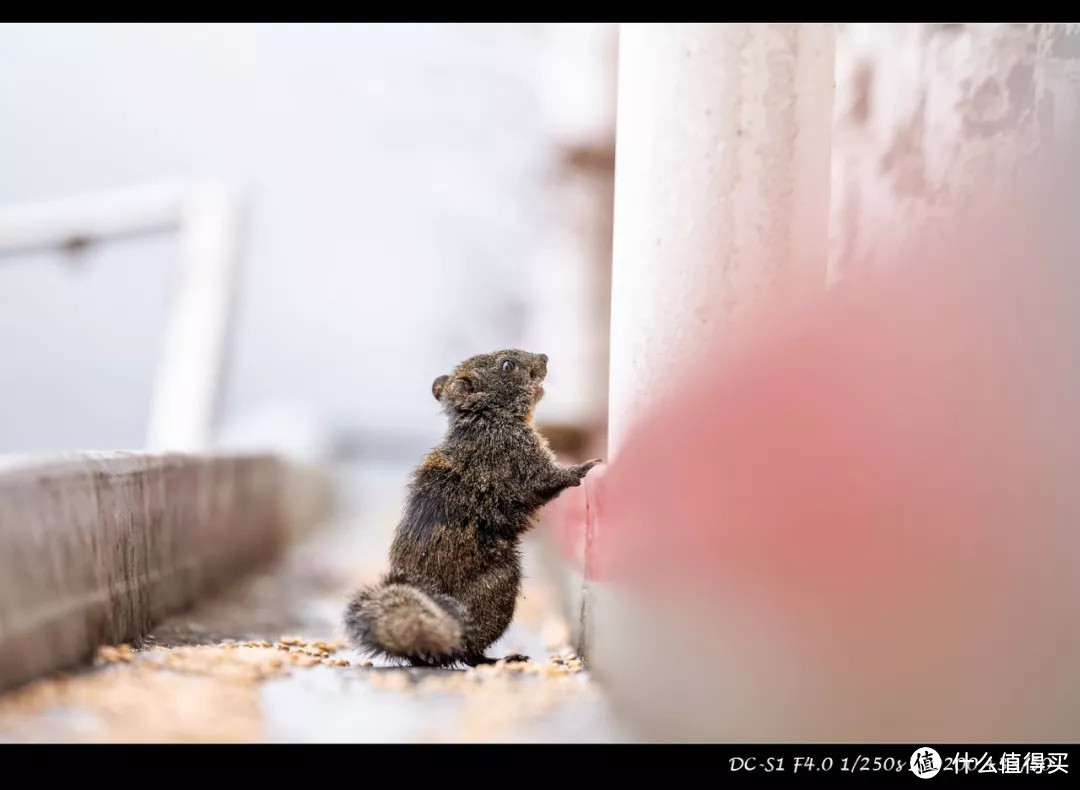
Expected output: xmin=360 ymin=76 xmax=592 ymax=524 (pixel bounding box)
xmin=432 ymin=349 xmax=548 ymax=420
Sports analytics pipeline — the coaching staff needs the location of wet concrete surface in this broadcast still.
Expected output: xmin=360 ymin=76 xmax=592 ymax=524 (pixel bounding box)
xmin=0 ymin=463 xmax=629 ymax=742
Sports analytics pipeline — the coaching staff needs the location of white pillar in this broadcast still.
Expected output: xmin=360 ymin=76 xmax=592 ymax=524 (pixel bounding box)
xmin=587 ymin=21 xmax=836 ymax=673
xmin=527 ymin=23 xmax=618 ymax=431
xmin=607 ymin=23 xmax=836 ymax=455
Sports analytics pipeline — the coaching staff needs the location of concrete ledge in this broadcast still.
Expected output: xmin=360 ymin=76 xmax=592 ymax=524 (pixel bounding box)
xmin=0 ymin=452 xmax=319 ymax=690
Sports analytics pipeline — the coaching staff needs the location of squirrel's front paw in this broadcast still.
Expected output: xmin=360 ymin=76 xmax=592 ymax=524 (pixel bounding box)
xmin=576 ymin=459 xmax=603 ymax=478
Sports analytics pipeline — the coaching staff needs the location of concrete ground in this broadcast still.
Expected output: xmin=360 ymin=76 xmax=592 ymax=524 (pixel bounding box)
xmin=0 ymin=462 xmax=628 ymax=743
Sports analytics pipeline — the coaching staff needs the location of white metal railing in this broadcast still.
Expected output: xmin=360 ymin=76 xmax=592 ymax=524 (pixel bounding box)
xmin=0 ymin=180 xmax=244 ymax=452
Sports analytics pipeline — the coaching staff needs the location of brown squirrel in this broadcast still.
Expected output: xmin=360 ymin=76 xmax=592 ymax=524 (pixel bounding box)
xmin=344 ymin=349 xmax=601 ymax=667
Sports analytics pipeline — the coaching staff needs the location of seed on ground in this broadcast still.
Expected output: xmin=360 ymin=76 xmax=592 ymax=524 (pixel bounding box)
xmin=97 ymin=646 xmax=120 ymax=663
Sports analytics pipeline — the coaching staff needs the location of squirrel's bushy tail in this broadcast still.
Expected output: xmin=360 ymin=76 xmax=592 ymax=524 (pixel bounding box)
xmin=344 ymin=581 xmax=466 ymax=666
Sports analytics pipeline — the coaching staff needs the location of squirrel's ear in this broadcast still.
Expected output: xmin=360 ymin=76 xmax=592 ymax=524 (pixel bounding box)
xmin=432 ymin=375 xmax=450 ymax=401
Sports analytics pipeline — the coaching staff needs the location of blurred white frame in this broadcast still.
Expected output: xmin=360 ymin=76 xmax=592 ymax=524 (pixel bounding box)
xmin=0 ymin=180 xmax=244 ymax=452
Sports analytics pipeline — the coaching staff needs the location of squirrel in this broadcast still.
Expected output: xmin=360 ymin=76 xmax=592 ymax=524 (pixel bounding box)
xmin=344 ymin=349 xmax=601 ymax=668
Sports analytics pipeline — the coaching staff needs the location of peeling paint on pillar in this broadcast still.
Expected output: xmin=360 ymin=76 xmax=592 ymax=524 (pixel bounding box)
xmin=829 ymin=23 xmax=1080 ymax=282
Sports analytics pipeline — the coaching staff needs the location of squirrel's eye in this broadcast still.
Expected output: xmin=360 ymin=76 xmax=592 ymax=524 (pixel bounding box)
xmin=501 ymin=360 xmax=515 ymax=373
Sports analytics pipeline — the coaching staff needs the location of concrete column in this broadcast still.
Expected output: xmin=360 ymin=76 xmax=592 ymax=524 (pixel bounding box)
xmin=584 ymin=21 xmax=836 ymax=682
xmin=607 ymin=23 xmax=836 ymax=455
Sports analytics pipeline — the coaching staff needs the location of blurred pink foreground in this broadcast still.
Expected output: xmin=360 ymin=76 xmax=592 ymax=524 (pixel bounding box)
xmin=545 ymin=173 xmax=1080 ymax=740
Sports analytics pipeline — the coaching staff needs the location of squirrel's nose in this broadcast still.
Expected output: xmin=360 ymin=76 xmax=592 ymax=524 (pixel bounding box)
xmin=534 ymin=353 xmax=548 ymax=378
